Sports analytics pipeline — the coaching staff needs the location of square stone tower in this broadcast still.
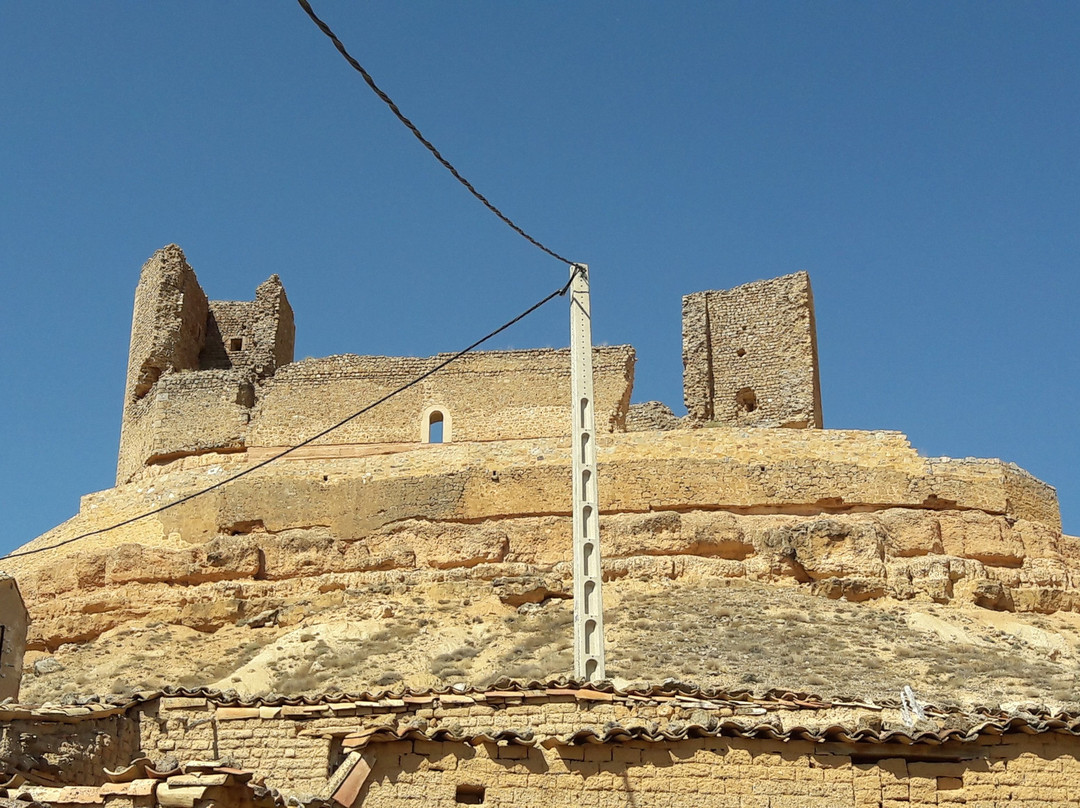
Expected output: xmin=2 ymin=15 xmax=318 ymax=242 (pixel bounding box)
xmin=682 ymin=271 xmax=822 ymax=428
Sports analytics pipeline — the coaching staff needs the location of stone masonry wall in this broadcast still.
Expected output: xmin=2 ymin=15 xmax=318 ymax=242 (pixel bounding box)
xmin=116 ymin=246 xmax=633 ymax=482
xmin=117 ymin=246 xmax=209 ymax=482
xmin=625 ymin=401 xmax=683 ymax=432
xmin=117 ymin=247 xmax=294 ymax=483
xmin=352 ymin=736 xmax=1080 ymax=808
xmin=123 ymin=246 xmax=208 ymax=403
xmin=129 ymin=694 xmax=1080 ymax=804
xmin=683 ymin=272 xmax=822 ymax=428
xmin=200 ymin=275 xmax=294 ymax=379
xmin=247 ymin=347 xmax=635 ymax=448
xmin=0 ymin=575 xmax=26 ymax=702
xmin=6 ymin=694 xmax=1080 ymax=805
xmin=118 ymin=347 xmax=634 ymax=481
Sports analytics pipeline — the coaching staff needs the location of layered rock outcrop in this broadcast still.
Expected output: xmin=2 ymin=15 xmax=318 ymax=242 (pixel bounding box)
xmin=6 ymin=427 xmax=1073 ymax=658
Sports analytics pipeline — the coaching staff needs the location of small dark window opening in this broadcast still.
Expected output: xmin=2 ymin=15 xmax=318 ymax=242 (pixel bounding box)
xmin=428 ymin=410 xmax=445 ymax=444
xmin=0 ymin=624 xmax=5 ymax=660
xmin=736 ymin=387 xmax=757 ymax=413
xmin=736 ymin=347 xmax=746 ymax=357
xmin=228 ymin=337 xmax=244 ymax=352
xmin=455 ymin=785 xmax=485 ymax=804
xmin=327 ymin=737 xmax=347 ymax=775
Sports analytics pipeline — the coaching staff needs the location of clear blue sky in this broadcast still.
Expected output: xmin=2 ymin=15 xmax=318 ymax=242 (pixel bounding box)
xmin=2 ymin=2 xmax=1078 ymax=555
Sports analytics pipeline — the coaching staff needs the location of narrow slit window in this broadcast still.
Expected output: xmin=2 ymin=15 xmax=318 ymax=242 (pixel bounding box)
xmin=428 ymin=410 xmax=445 ymax=444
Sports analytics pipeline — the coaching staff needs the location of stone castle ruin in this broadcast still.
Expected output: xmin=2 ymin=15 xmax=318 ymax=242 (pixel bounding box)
xmin=116 ymin=246 xmax=826 ymax=485
xmin=2 ymin=245 xmax=1079 ymax=806
xmin=117 ymin=245 xmax=635 ymax=484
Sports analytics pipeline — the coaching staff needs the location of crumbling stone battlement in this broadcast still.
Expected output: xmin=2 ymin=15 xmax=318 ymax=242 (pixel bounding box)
xmin=117 ymin=247 xmax=834 ymax=486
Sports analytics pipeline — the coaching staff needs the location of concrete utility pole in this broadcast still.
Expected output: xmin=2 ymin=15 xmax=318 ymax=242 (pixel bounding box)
xmin=569 ymin=264 xmax=606 ymax=682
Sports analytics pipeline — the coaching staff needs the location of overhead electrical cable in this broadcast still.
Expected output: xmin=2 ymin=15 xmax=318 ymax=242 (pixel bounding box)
xmin=2 ymin=272 xmax=579 ymax=561
xmin=296 ymin=0 xmax=576 ymax=266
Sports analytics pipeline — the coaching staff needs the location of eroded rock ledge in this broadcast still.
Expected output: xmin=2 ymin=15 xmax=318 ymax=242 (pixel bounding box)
xmin=5 ymin=427 xmax=1073 ymax=653
xmin=11 ymin=507 xmax=1076 ymax=652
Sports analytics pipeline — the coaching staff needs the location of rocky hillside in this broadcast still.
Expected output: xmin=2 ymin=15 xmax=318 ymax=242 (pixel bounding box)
xmin=17 ymin=574 xmax=1080 ymax=711
xmin=7 ymin=428 xmax=1078 ymax=710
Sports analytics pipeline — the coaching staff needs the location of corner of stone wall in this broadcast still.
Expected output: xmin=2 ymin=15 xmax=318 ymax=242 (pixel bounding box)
xmin=117 ymin=245 xmax=210 ymax=484
xmin=255 ymin=274 xmax=295 ymax=376
xmin=681 ymin=291 xmax=713 ymax=421
xmin=0 ymin=573 xmax=28 ymax=702
xmin=609 ymin=345 xmax=636 ymax=432
xmin=1002 ymin=463 xmax=1062 ymax=533
xmin=116 ymin=252 xmax=299 ymax=484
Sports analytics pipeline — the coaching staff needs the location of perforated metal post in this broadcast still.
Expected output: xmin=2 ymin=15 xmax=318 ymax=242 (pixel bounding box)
xmin=569 ymin=263 xmax=606 ymax=682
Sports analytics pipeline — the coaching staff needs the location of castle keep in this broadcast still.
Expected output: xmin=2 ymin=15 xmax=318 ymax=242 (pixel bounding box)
xmin=117 ymin=246 xmax=634 ymax=484
xmin=682 ymin=271 xmax=822 ymax=428
xmin=2 ymin=245 xmax=1079 ymax=806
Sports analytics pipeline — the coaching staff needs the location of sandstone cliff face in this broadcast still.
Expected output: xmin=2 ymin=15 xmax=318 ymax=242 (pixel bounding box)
xmin=6 ymin=427 xmax=1076 ymax=706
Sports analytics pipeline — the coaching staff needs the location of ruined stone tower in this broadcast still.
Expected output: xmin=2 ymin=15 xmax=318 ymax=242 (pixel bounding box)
xmin=117 ymin=245 xmax=295 ymax=483
xmin=682 ymin=271 xmax=822 ymax=428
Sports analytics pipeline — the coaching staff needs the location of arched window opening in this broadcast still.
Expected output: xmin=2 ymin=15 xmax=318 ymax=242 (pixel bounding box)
xmin=428 ymin=410 xmax=445 ymax=444
xmin=420 ymin=405 xmax=452 ymax=444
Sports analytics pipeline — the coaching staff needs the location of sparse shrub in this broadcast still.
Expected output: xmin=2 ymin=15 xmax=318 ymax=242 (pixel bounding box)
xmin=502 ymin=663 xmax=545 ymax=681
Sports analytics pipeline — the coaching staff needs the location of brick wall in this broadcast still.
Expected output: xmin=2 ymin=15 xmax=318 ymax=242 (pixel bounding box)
xmin=683 ymin=272 xmax=822 ymax=428
xmin=0 ymin=712 xmax=138 ymax=786
xmin=354 ymin=737 xmax=1080 ymax=808
xmin=6 ymin=692 xmax=1080 ymax=803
